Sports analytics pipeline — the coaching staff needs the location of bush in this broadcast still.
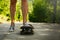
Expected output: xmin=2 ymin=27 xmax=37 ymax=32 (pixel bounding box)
xmin=29 ymin=0 xmax=48 ymax=22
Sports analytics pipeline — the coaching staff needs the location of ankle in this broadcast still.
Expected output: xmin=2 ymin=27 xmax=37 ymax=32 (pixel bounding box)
xmin=11 ymin=23 xmax=15 ymax=26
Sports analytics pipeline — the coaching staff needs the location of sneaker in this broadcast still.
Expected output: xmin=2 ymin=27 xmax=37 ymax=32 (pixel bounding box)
xmin=24 ymin=23 xmax=30 ymax=26
xmin=9 ymin=25 xmax=15 ymax=32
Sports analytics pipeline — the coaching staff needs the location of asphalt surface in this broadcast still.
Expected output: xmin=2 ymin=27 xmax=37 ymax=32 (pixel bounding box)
xmin=0 ymin=23 xmax=60 ymax=40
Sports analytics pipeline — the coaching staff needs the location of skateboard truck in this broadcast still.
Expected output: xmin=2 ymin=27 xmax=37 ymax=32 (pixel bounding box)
xmin=20 ymin=24 xmax=34 ymax=35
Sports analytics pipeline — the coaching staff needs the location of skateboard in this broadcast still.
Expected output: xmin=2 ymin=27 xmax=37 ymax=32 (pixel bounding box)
xmin=20 ymin=24 xmax=34 ymax=35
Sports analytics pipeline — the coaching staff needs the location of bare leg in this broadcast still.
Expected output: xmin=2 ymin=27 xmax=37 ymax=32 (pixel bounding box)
xmin=9 ymin=0 xmax=17 ymax=31
xmin=21 ymin=0 xmax=28 ymax=25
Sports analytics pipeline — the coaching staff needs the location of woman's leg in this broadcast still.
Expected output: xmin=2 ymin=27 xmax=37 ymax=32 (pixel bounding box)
xmin=21 ymin=0 xmax=28 ymax=25
xmin=9 ymin=0 xmax=17 ymax=31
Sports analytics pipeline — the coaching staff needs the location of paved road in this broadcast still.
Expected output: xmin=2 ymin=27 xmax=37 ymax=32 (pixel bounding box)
xmin=0 ymin=23 xmax=60 ymax=40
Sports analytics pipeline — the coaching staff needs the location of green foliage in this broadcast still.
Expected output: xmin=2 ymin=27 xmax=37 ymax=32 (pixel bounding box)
xmin=29 ymin=0 xmax=48 ymax=22
xmin=0 ymin=0 xmax=9 ymax=14
xmin=56 ymin=6 xmax=60 ymax=23
xmin=0 ymin=0 xmax=60 ymax=23
xmin=0 ymin=0 xmax=10 ymax=21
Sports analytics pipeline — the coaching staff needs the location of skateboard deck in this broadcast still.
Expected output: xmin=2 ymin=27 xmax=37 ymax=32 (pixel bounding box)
xmin=20 ymin=24 xmax=34 ymax=35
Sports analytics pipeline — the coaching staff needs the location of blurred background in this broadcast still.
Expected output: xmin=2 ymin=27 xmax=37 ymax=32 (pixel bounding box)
xmin=0 ymin=0 xmax=60 ymax=23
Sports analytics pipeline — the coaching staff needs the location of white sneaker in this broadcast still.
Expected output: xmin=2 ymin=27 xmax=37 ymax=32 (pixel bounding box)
xmin=24 ymin=23 xmax=30 ymax=27
xmin=9 ymin=26 xmax=15 ymax=32
xmin=9 ymin=27 xmax=14 ymax=32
